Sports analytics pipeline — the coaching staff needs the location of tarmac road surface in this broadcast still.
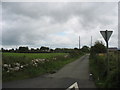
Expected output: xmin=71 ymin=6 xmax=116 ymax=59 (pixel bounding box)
xmin=3 ymin=54 xmax=96 ymax=89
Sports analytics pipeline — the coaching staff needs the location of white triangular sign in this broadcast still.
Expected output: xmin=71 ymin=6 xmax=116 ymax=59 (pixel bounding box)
xmin=66 ymin=82 xmax=79 ymax=90
xmin=100 ymin=31 xmax=113 ymax=42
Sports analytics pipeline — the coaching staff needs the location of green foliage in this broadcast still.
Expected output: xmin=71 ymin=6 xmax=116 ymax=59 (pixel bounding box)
xmin=69 ymin=50 xmax=83 ymax=58
xmin=90 ymin=41 xmax=106 ymax=57
xmin=89 ymin=40 xmax=120 ymax=88
xmin=104 ymin=70 xmax=120 ymax=88
xmin=89 ymin=55 xmax=107 ymax=80
xmin=18 ymin=47 xmax=29 ymax=53
xmin=89 ymin=52 xmax=120 ymax=88
xmin=40 ymin=46 xmax=49 ymax=52
xmin=2 ymin=53 xmax=66 ymax=62
xmin=3 ymin=52 xmax=83 ymax=82
xmin=81 ymin=46 xmax=90 ymax=53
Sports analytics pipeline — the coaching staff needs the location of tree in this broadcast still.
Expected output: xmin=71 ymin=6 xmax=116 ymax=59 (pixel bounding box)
xmin=40 ymin=46 xmax=49 ymax=52
xmin=90 ymin=41 xmax=106 ymax=59
xmin=50 ymin=49 xmax=54 ymax=52
xmin=74 ymin=48 xmax=79 ymax=50
xmin=91 ymin=41 xmax=106 ymax=54
xmin=81 ymin=46 xmax=90 ymax=53
xmin=30 ymin=48 xmax=35 ymax=52
xmin=55 ymin=48 xmax=62 ymax=53
xmin=18 ymin=46 xmax=29 ymax=53
xmin=9 ymin=48 xmax=15 ymax=52
xmin=1 ymin=48 xmax=4 ymax=52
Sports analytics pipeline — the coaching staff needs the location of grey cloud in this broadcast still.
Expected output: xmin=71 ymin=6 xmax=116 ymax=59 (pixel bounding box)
xmin=2 ymin=2 xmax=118 ymax=48
xmin=3 ymin=2 xmax=117 ymax=25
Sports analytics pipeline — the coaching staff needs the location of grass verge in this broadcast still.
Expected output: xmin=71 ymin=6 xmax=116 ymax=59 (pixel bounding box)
xmin=89 ymin=52 xmax=120 ymax=88
xmin=3 ymin=52 xmax=84 ymax=82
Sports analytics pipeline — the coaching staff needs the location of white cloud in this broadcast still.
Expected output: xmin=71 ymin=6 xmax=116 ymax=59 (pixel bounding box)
xmin=2 ymin=2 xmax=118 ymax=49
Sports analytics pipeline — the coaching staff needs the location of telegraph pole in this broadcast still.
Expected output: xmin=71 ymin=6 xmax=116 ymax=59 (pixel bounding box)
xmin=91 ymin=36 xmax=92 ymax=47
xmin=79 ymin=36 xmax=80 ymax=49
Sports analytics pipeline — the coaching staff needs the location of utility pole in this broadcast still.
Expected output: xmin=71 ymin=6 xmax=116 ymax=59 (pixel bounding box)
xmin=79 ymin=36 xmax=80 ymax=49
xmin=105 ymin=30 xmax=109 ymax=75
xmin=91 ymin=36 xmax=92 ymax=47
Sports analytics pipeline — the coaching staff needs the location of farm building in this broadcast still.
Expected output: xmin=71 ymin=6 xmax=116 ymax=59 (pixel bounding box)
xmin=118 ymin=48 xmax=120 ymax=51
xmin=108 ymin=47 xmax=117 ymax=52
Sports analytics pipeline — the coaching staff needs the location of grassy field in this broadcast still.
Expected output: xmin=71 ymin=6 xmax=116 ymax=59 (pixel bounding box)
xmin=3 ymin=53 xmax=66 ymax=58
xmin=2 ymin=52 xmax=83 ymax=82
xmin=2 ymin=53 xmax=67 ymax=64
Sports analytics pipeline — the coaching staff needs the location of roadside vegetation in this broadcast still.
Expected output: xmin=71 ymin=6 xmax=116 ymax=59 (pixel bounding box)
xmin=89 ymin=41 xmax=120 ymax=88
xmin=2 ymin=51 xmax=84 ymax=82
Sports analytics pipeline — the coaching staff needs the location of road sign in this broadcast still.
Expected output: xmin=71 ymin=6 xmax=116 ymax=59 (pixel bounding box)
xmin=66 ymin=82 xmax=79 ymax=90
xmin=100 ymin=30 xmax=113 ymax=76
xmin=100 ymin=30 xmax=113 ymax=42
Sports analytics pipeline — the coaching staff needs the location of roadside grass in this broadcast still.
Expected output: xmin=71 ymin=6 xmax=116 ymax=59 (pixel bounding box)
xmin=89 ymin=52 xmax=120 ymax=88
xmin=3 ymin=52 xmax=83 ymax=82
xmin=2 ymin=53 xmax=67 ymax=64
xmin=89 ymin=56 xmax=106 ymax=88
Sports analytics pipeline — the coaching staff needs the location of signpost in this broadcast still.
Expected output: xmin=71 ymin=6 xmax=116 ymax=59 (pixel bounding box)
xmin=100 ymin=30 xmax=113 ymax=75
xmin=66 ymin=82 xmax=79 ymax=90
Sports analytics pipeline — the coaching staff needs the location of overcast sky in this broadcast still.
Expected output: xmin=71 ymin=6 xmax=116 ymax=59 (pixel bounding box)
xmin=1 ymin=2 xmax=118 ymax=49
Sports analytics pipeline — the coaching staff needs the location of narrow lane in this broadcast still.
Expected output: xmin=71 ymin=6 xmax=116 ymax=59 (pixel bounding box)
xmin=3 ymin=55 xmax=96 ymax=88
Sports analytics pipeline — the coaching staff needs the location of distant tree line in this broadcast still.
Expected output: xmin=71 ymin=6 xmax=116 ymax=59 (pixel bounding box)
xmin=1 ymin=46 xmax=90 ymax=53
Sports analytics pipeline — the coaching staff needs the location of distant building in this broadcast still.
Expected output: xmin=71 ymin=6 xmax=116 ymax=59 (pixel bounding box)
xmin=108 ymin=47 xmax=118 ymax=52
xmin=118 ymin=48 xmax=120 ymax=51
